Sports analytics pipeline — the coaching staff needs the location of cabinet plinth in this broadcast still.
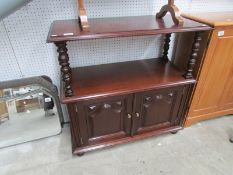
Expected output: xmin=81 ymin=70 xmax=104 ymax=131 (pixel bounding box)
xmin=47 ymin=15 xmax=212 ymax=155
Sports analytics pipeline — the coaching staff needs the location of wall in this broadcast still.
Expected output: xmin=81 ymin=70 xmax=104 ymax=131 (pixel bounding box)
xmin=1 ymin=0 xmax=233 ymax=83
xmin=0 ymin=0 xmax=233 ymax=120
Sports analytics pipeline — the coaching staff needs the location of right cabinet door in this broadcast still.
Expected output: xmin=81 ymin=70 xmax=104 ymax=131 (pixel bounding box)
xmin=132 ymin=86 xmax=187 ymax=135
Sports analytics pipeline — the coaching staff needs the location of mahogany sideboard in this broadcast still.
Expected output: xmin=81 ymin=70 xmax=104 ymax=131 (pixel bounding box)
xmin=47 ymin=15 xmax=212 ymax=155
xmin=180 ymin=12 xmax=233 ymax=127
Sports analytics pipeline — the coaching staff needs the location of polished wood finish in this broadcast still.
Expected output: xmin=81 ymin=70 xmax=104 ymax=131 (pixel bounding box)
xmin=48 ymin=14 xmax=211 ymax=155
xmin=61 ymin=57 xmax=197 ymax=155
xmin=184 ymin=31 xmax=203 ymax=79
xmin=77 ymin=0 xmax=89 ymax=31
xmin=132 ymin=86 xmax=185 ymax=135
xmin=0 ymin=90 xmax=9 ymax=123
xmin=69 ymin=84 xmax=193 ymax=155
xmin=60 ymin=59 xmax=195 ymax=103
xmin=47 ymin=15 xmax=211 ymax=42
xmin=163 ymin=33 xmax=171 ymax=62
xmin=74 ymin=95 xmax=133 ymax=146
xmin=156 ymin=0 xmax=184 ymax=26
xmin=73 ymin=125 xmax=182 ymax=154
xmin=55 ymin=42 xmax=73 ymax=97
xmin=181 ymin=12 xmax=233 ymax=126
xmin=173 ymin=31 xmax=211 ymax=79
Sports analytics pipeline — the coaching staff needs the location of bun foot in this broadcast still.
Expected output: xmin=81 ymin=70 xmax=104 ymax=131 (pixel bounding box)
xmin=77 ymin=153 xmax=85 ymax=157
xmin=230 ymin=138 xmax=233 ymax=143
xmin=171 ymin=131 xmax=178 ymax=134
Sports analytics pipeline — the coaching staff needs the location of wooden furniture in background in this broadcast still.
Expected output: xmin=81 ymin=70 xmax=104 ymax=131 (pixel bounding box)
xmin=15 ymin=98 xmax=42 ymax=113
xmin=181 ymin=12 xmax=233 ymax=126
xmin=156 ymin=0 xmax=184 ymax=25
xmin=47 ymin=13 xmax=211 ymax=155
xmin=0 ymin=90 xmax=9 ymax=124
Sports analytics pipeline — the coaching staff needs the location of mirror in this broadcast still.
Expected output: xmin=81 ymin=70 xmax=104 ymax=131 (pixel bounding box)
xmin=0 ymin=76 xmax=63 ymax=148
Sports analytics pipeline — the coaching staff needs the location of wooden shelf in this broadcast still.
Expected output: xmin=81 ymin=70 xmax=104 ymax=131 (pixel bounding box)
xmin=47 ymin=15 xmax=211 ymax=42
xmin=61 ymin=58 xmax=195 ymax=103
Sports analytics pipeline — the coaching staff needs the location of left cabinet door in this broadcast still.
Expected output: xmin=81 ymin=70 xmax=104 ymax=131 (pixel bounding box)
xmin=69 ymin=95 xmax=133 ymax=147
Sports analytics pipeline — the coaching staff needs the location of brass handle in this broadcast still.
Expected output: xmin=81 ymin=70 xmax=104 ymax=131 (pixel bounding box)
xmin=128 ymin=114 xmax=132 ymax=119
xmin=156 ymin=95 xmax=163 ymax=99
xmin=136 ymin=113 xmax=140 ymax=118
xmin=168 ymin=93 xmax=173 ymax=97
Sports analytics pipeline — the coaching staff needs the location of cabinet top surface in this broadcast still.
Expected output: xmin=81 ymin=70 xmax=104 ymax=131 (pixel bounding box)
xmin=61 ymin=58 xmax=195 ymax=103
xmin=182 ymin=12 xmax=233 ymax=27
xmin=47 ymin=15 xmax=211 ymax=42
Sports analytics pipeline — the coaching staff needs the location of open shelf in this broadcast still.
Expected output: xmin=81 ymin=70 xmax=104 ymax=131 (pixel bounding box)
xmin=47 ymin=15 xmax=211 ymax=42
xmin=61 ymin=58 xmax=195 ymax=103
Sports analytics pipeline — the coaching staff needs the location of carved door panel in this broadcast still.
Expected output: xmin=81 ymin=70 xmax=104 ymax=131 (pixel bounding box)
xmin=76 ymin=95 xmax=133 ymax=146
xmin=132 ymin=86 xmax=185 ymax=135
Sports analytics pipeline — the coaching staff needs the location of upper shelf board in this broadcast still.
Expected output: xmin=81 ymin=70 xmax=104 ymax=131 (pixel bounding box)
xmin=47 ymin=15 xmax=212 ymax=42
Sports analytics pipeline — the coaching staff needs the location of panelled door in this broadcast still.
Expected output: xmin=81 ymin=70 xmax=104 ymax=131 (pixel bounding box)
xmin=131 ymin=86 xmax=186 ymax=135
xmin=71 ymin=85 xmax=189 ymax=147
xmin=75 ymin=94 xmax=133 ymax=146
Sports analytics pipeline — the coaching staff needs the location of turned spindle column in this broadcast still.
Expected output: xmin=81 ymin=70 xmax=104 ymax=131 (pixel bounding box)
xmin=163 ymin=33 xmax=171 ymax=62
xmin=184 ymin=32 xmax=202 ymax=79
xmin=55 ymin=42 xmax=73 ymax=97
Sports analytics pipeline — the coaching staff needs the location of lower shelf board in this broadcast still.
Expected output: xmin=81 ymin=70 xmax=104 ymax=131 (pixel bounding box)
xmin=72 ymin=126 xmax=183 ymax=155
xmin=61 ymin=58 xmax=195 ymax=103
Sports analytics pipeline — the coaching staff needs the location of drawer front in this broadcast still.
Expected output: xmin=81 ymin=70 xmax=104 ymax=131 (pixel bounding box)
xmin=132 ymin=85 xmax=188 ymax=135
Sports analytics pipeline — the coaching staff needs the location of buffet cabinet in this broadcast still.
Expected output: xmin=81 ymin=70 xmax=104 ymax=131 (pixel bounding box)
xmin=47 ymin=11 xmax=211 ymax=154
xmin=68 ymin=83 xmax=191 ymax=153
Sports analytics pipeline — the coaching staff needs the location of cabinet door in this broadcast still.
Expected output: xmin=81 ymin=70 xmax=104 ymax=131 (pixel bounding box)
xmin=76 ymin=95 xmax=133 ymax=146
xmin=189 ymin=29 xmax=233 ymax=119
xmin=132 ymin=86 xmax=186 ymax=135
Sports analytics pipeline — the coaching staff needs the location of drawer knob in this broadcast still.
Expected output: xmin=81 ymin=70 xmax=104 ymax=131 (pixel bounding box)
xmin=88 ymin=105 xmax=96 ymax=111
xmin=145 ymin=96 xmax=152 ymax=102
xmin=116 ymin=101 xmax=122 ymax=106
xmin=168 ymin=93 xmax=173 ymax=97
xmin=156 ymin=95 xmax=163 ymax=99
xmin=104 ymin=104 xmax=111 ymax=108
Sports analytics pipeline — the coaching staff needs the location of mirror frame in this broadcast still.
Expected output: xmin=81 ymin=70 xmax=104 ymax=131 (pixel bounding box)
xmin=0 ymin=75 xmax=64 ymax=127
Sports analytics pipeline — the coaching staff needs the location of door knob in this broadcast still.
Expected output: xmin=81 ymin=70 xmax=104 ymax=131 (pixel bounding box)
xmin=156 ymin=95 xmax=163 ymax=99
xmin=136 ymin=113 xmax=140 ymax=118
xmin=168 ymin=93 xmax=173 ymax=97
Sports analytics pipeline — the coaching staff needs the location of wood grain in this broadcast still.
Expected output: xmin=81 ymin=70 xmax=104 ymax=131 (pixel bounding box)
xmin=182 ymin=12 xmax=233 ymax=126
xmin=60 ymin=58 xmax=195 ymax=103
xmin=47 ymin=13 xmax=212 ymax=155
xmin=47 ymin=15 xmax=211 ymax=42
xmin=182 ymin=12 xmax=233 ymax=27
